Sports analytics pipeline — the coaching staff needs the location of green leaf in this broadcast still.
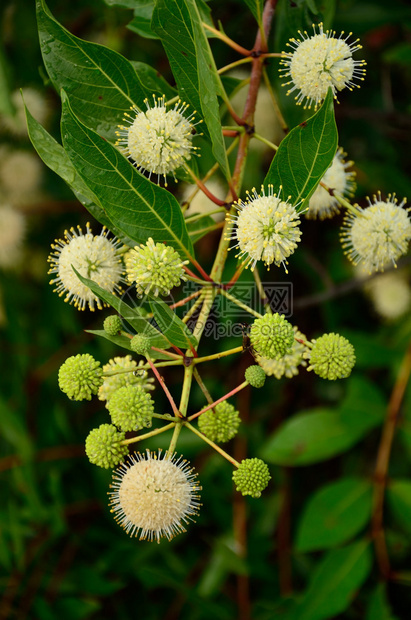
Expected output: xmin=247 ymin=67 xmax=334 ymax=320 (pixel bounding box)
xmin=73 ymin=268 xmax=169 ymax=349
xmin=127 ymin=0 xmax=159 ymax=39
xmin=0 ymin=397 xmax=32 ymax=459
xmin=60 ymin=92 xmax=194 ymax=259
xmin=264 ymin=89 xmax=338 ymax=211
xmin=260 ymin=409 xmax=353 ymax=465
xmin=129 ymin=62 xmax=177 ymax=100
xmin=152 ymin=0 xmax=229 ymax=180
xmin=366 ymin=584 xmax=399 ymax=620
xmin=240 ymin=0 xmax=263 ymax=26
xmin=149 ymin=298 xmax=197 ymax=348
xmin=294 ymin=540 xmax=372 ymax=620
xmin=387 ymin=479 xmax=411 ymax=535
xmin=187 ymin=214 xmax=218 ymax=243
xmin=261 ymin=375 xmax=385 ymax=466
xmin=36 ymin=0 xmax=159 ymax=138
xmin=295 ymin=478 xmax=372 ymax=552
xmin=86 ymin=329 xmax=133 ymax=352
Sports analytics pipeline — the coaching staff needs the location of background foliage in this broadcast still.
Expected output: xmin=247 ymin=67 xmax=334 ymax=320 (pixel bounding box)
xmin=1 ymin=0 xmax=411 ymax=618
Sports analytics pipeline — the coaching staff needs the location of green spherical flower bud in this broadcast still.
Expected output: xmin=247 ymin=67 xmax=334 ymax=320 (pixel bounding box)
xmin=58 ymin=353 xmax=103 ymax=401
xmin=250 ymin=313 xmax=294 ymax=360
xmin=85 ymin=423 xmax=128 ymax=469
xmin=232 ymin=458 xmax=271 ymax=498
xmin=308 ymin=332 xmax=356 ymax=380
xmin=245 ymin=365 xmax=266 ymax=388
xmin=125 ymin=237 xmax=188 ymax=297
xmin=103 ymin=314 xmax=122 ymax=336
xmin=198 ymin=401 xmax=240 ymax=443
xmin=107 ymin=385 xmax=155 ymax=431
xmin=130 ymin=334 xmax=151 ymax=356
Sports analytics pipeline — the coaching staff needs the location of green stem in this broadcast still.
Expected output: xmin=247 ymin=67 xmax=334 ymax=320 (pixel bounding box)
xmin=184 ymin=209 xmax=227 ymax=223
xmin=253 ymin=267 xmax=272 ymax=313
xmin=253 ymin=133 xmax=278 ymax=151
xmin=193 ymin=367 xmax=214 ymax=405
xmin=220 ymin=288 xmax=263 ymax=319
xmin=120 ymin=422 xmax=175 ymax=446
xmin=167 ymin=422 xmax=183 ymax=456
xmin=185 ymin=422 xmax=240 ymax=467
xmin=182 ymin=290 xmax=206 ymax=324
xmin=218 ymin=57 xmax=253 ymax=75
xmin=194 ymin=345 xmax=244 ymax=365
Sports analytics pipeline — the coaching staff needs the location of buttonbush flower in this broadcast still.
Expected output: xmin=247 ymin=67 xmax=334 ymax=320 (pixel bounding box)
xmin=307 ymin=333 xmax=356 ymax=380
xmin=48 ymin=223 xmax=124 ymax=311
xmin=365 ymin=270 xmax=411 ymax=321
xmin=279 ymin=23 xmax=366 ymax=109
xmin=107 ymin=384 xmax=155 ymax=432
xmin=103 ymin=314 xmax=123 ymax=336
xmin=341 ymin=194 xmax=411 ymax=273
xmin=226 ymin=185 xmax=301 ymax=271
xmin=85 ymin=424 xmax=128 ymax=469
xmin=198 ymin=401 xmax=240 ymax=443
xmin=98 ymin=356 xmax=154 ymax=403
xmin=244 ymin=365 xmax=266 ymax=388
xmin=257 ymin=327 xmax=308 ymax=379
xmin=115 ymin=95 xmax=198 ymax=184
xmin=58 ymin=353 xmax=103 ymax=401
xmin=233 ymin=458 xmax=271 ymax=498
xmin=126 ymin=237 xmax=188 ymax=297
xmin=109 ymin=450 xmax=201 ymax=542
xmin=250 ymin=313 xmax=295 ymax=360
xmin=306 ymin=148 xmax=356 ymax=219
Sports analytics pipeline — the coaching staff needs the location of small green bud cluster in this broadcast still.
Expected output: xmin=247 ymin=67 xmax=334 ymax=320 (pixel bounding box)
xmin=130 ymin=334 xmax=151 ymax=356
xmin=198 ymin=401 xmax=240 ymax=443
xmin=232 ymin=458 xmax=271 ymax=498
xmin=245 ymin=365 xmax=266 ymax=388
xmin=107 ymin=385 xmax=155 ymax=431
xmin=58 ymin=354 xmax=103 ymax=401
xmin=308 ymin=333 xmax=356 ymax=380
xmin=85 ymin=423 xmax=128 ymax=468
xmin=250 ymin=313 xmax=294 ymax=360
xmin=103 ymin=314 xmax=122 ymax=336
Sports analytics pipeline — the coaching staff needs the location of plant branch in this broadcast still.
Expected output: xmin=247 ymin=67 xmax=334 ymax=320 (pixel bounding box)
xmin=185 ymin=421 xmax=240 ymax=467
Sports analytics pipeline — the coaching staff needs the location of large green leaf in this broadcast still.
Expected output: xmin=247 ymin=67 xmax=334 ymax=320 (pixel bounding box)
xmin=293 ymin=540 xmax=372 ymax=620
xmin=295 ymin=478 xmax=372 ymax=552
xmin=60 ymin=92 xmax=194 ymax=259
xmin=152 ymin=0 xmax=229 ymax=180
xmin=240 ymin=0 xmax=263 ymax=25
xmin=264 ymin=88 xmax=338 ymax=211
xmin=366 ymin=584 xmax=399 ymax=620
xmin=149 ymin=299 xmax=197 ymax=349
xmin=261 ymin=375 xmax=385 ymax=466
xmin=36 ymin=0 xmax=163 ymax=138
xmin=73 ymin=268 xmax=169 ymax=349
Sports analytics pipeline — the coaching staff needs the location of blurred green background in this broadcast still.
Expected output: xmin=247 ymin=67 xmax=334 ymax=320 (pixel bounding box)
xmin=1 ymin=0 xmax=411 ymax=618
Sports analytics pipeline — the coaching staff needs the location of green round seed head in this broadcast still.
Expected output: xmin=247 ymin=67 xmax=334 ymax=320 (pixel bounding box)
xmin=308 ymin=333 xmax=356 ymax=380
xmin=103 ymin=315 xmax=123 ymax=336
xmin=108 ymin=385 xmax=155 ymax=432
xmin=130 ymin=334 xmax=151 ymax=356
xmin=198 ymin=401 xmax=240 ymax=443
xmin=85 ymin=423 xmax=128 ymax=469
xmin=58 ymin=353 xmax=103 ymax=401
xmin=232 ymin=458 xmax=271 ymax=498
xmin=245 ymin=365 xmax=266 ymax=388
xmin=250 ymin=313 xmax=294 ymax=360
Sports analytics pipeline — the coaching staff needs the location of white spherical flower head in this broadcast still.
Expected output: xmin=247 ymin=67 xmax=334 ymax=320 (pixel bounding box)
xmin=0 ymin=205 xmax=26 ymax=269
xmin=109 ymin=451 xmax=201 ymax=542
xmin=116 ymin=95 xmax=198 ymax=185
xmin=98 ymin=356 xmax=154 ymax=402
xmin=48 ymin=223 xmax=124 ymax=311
xmin=279 ymin=23 xmax=366 ymax=109
xmin=341 ymin=194 xmax=411 ymax=273
xmin=306 ymin=148 xmax=356 ymax=219
xmin=226 ymin=185 xmax=301 ymax=272
xmin=366 ymin=271 xmax=411 ymax=321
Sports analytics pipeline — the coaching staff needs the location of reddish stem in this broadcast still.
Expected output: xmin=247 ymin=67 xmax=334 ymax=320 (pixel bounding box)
xmin=188 ymin=380 xmax=248 ymax=420
xmin=146 ymin=357 xmax=181 ymax=417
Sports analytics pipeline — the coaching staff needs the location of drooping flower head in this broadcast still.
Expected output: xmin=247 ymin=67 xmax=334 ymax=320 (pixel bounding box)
xmin=109 ymin=450 xmax=201 ymax=542
xmin=341 ymin=194 xmax=411 ymax=273
xmin=48 ymin=223 xmax=124 ymax=311
xmin=306 ymin=148 xmax=356 ymax=219
xmin=279 ymin=23 xmax=366 ymax=109
xmin=226 ymin=185 xmax=302 ymax=272
xmin=115 ymin=95 xmax=198 ymax=185
xmin=126 ymin=237 xmax=188 ymax=297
